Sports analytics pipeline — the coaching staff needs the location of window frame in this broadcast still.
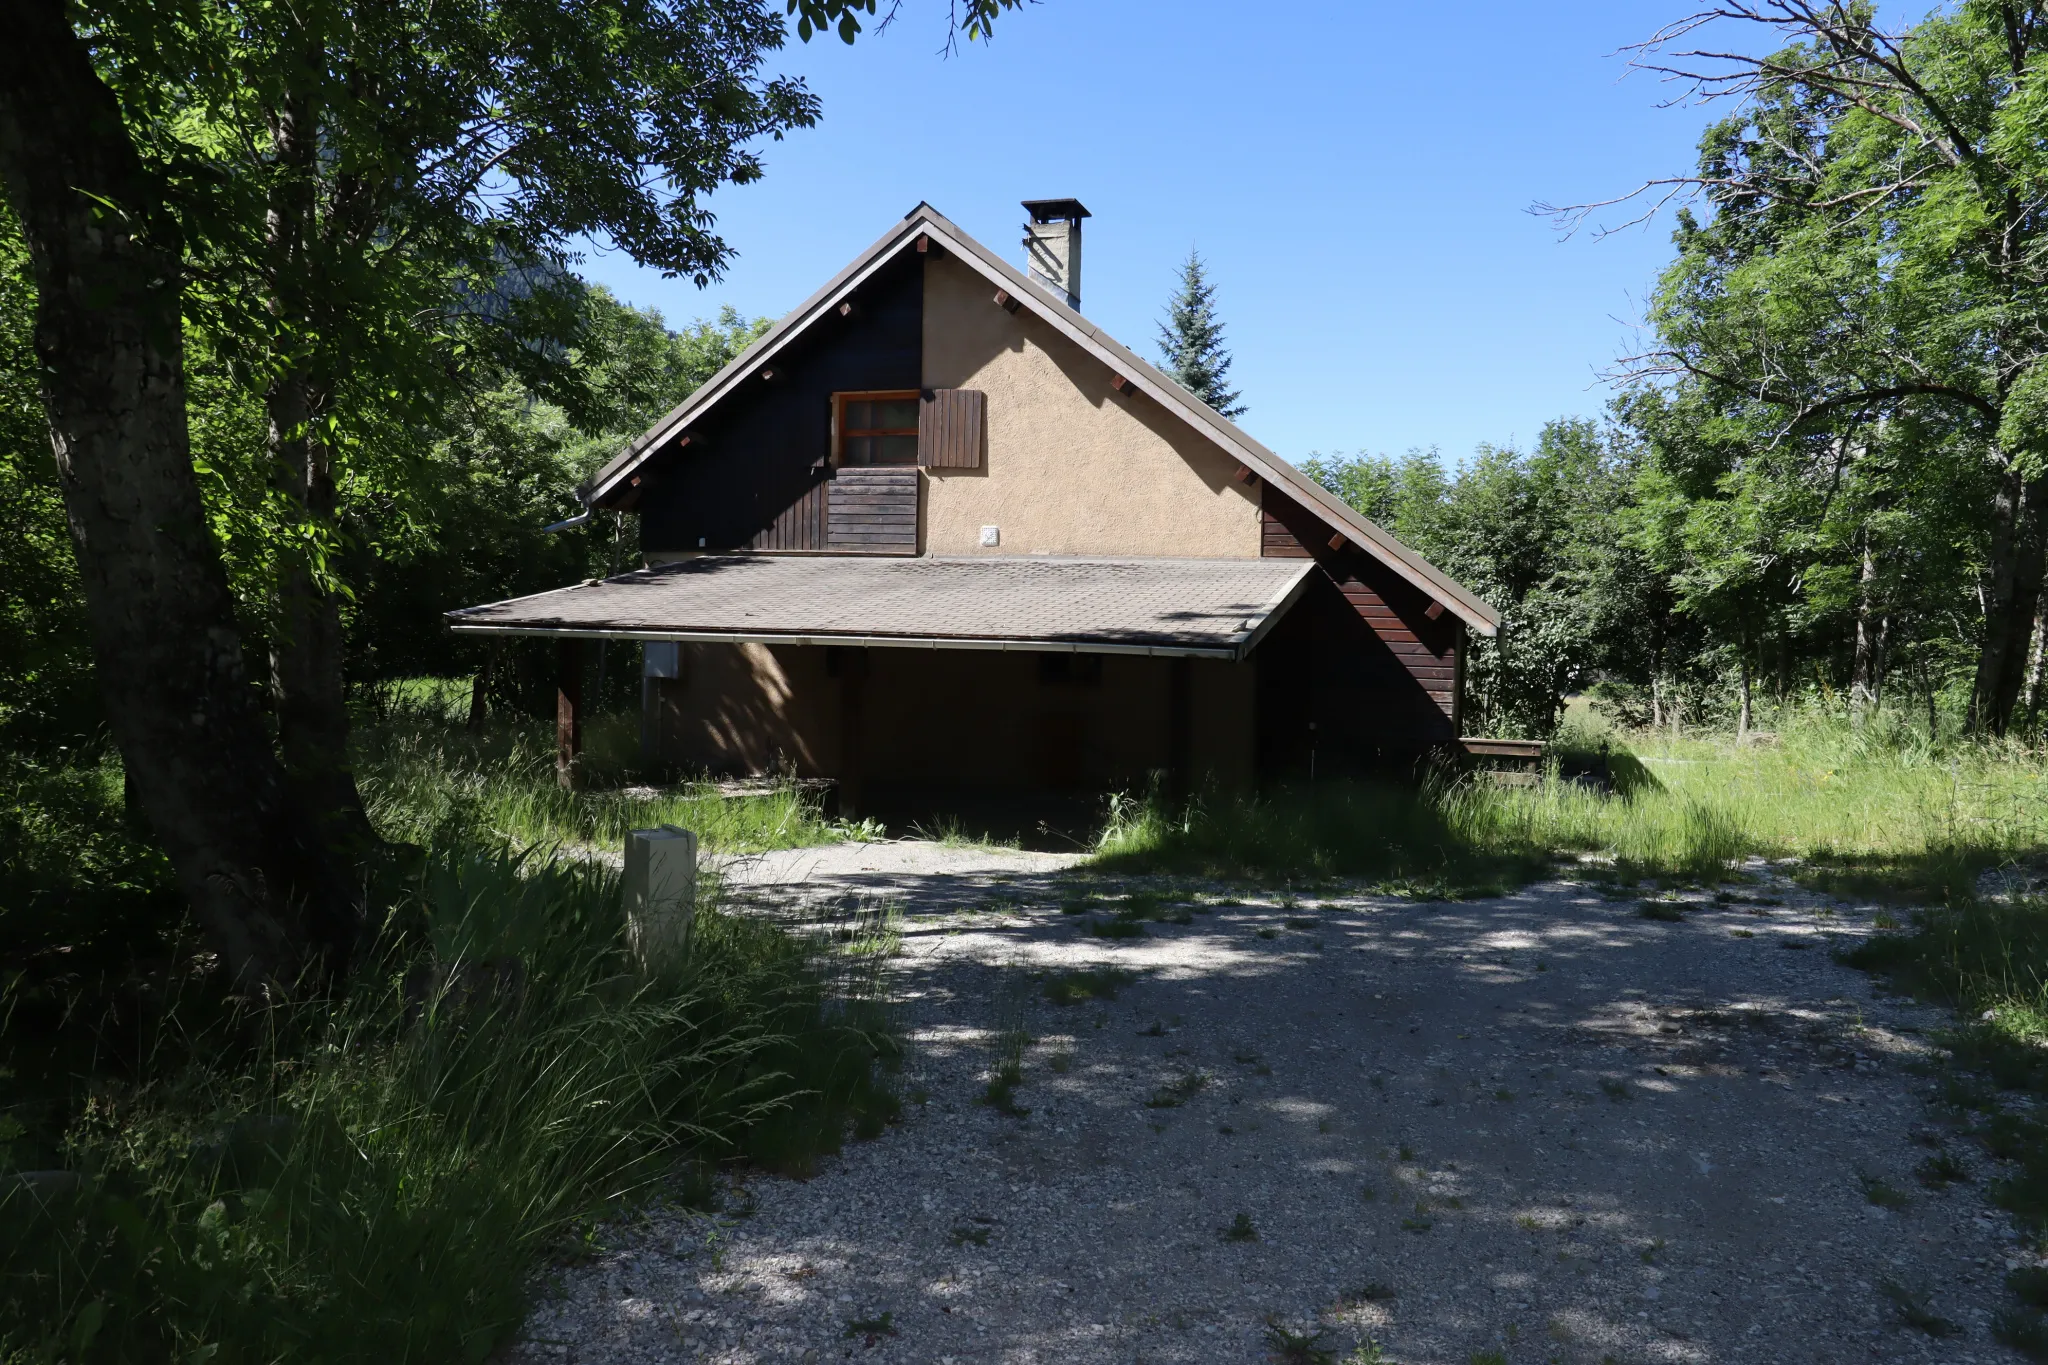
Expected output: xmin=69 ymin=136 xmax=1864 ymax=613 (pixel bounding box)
xmin=832 ymin=389 xmax=922 ymax=467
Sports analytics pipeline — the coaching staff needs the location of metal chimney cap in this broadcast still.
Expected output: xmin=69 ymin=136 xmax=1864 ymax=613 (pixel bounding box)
xmin=1021 ymin=198 xmax=1091 ymax=223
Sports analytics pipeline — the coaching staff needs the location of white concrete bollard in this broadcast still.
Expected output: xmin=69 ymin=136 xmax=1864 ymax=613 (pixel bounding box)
xmin=623 ymin=826 xmax=697 ymax=972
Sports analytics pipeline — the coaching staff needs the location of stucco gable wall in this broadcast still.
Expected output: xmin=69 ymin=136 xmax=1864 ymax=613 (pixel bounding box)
xmin=920 ymin=252 xmax=1260 ymax=558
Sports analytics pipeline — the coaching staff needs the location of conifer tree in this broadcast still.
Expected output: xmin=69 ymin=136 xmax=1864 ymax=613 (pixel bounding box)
xmin=1156 ymin=249 xmax=1245 ymax=419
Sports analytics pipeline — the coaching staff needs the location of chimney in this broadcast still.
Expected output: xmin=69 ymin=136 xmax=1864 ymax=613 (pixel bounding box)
xmin=1021 ymin=198 xmax=1090 ymax=310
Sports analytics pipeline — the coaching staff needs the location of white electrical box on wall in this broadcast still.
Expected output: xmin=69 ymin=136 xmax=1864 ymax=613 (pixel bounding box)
xmin=980 ymin=525 xmax=1000 ymax=547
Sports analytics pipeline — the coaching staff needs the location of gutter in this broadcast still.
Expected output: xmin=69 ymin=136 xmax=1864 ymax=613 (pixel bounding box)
xmin=444 ymin=621 xmax=1248 ymax=661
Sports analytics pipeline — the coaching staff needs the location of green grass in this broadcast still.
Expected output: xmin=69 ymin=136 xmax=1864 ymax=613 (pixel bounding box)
xmin=1041 ymin=968 xmax=1135 ymax=1005
xmin=1092 ymin=714 xmax=2048 ymax=892
xmin=0 ymin=697 xmax=899 ymax=1364
xmin=2 ymin=847 xmax=899 ymax=1364
xmin=356 ymin=690 xmax=863 ymax=856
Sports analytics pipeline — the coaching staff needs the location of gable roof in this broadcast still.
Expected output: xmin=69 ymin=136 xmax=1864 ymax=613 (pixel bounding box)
xmin=583 ymin=203 xmax=1500 ymax=636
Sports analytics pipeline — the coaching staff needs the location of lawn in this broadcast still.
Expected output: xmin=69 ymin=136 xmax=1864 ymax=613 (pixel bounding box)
xmin=1095 ymin=711 xmax=2048 ymax=897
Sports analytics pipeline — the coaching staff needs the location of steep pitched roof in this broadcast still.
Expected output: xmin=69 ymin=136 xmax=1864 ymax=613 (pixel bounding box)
xmin=584 ymin=203 xmax=1500 ymax=636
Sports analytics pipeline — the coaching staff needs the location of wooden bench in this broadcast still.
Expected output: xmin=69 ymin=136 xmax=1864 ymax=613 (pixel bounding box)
xmin=1460 ymin=737 xmax=1546 ymax=787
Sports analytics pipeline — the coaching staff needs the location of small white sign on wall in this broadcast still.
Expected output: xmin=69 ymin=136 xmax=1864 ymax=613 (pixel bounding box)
xmin=980 ymin=525 xmax=1000 ymax=547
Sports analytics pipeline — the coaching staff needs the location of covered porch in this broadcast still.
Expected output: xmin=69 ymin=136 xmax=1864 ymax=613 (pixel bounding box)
xmin=446 ymin=554 xmax=1314 ymax=810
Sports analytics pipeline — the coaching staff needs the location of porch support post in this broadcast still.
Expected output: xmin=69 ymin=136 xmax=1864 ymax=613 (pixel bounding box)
xmin=1168 ymin=655 xmax=1193 ymax=801
xmin=837 ymin=646 xmax=869 ymax=817
xmin=556 ymin=637 xmax=584 ymax=791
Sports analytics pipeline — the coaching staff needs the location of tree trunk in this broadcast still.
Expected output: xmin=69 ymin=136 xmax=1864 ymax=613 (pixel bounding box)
xmin=266 ymin=373 xmax=378 ymax=853
xmin=1920 ymin=653 xmax=1940 ymax=740
xmin=2025 ymin=599 xmax=2048 ymax=728
xmin=1970 ymin=465 xmax=2047 ymax=735
xmin=1851 ymin=534 xmax=1880 ymax=727
xmin=0 ymin=5 xmax=357 ymax=988
xmin=1737 ymin=651 xmax=1753 ymax=744
xmin=261 ymin=72 xmax=379 ymax=856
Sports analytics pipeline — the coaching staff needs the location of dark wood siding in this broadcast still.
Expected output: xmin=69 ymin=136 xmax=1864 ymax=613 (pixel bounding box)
xmin=826 ymin=467 xmax=918 ymax=554
xmin=636 ymin=251 xmax=924 ymax=554
xmin=1257 ymin=485 xmax=1462 ymax=776
xmin=918 ymin=388 xmax=985 ymax=469
xmin=751 ymin=480 xmax=827 ymax=551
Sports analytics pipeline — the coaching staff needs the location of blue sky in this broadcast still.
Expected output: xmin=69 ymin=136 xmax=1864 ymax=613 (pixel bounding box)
xmin=571 ymin=1 xmax=1737 ymax=466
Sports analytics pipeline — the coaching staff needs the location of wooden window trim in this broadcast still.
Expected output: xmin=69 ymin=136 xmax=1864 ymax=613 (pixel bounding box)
xmin=832 ymin=389 xmax=921 ymax=467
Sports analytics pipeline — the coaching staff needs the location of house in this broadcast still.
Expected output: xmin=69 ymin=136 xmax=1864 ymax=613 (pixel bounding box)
xmin=446 ymin=200 xmax=1500 ymax=809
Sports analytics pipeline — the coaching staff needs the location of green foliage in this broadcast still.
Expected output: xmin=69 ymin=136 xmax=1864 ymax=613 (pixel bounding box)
xmin=1041 ymin=968 xmax=1135 ymax=1005
xmin=1097 ymin=712 xmax=2048 ymax=888
xmin=1092 ymin=777 xmax=1551 ymax=893
xmin=2 ymin=179 xmax=768 ymax=726
xmin=1 ymin=840 xmax=896 ymax=1363
xmin=0 ymin=210 xmax=99 ymax=757
xmin=354 ymin=685 xmax=846 ymax=854
xmin=1603 ymin=4 xmax=2048 ymax=733
xmin=343 ymin=296 xmax=768 ymax=689
xmin=1155 ymin=249 xmax=1245 ymax=419
xmin=1305 ymin=420 xmax=1654 ymax=737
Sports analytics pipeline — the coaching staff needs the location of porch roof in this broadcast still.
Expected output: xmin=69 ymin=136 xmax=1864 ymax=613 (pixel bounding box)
xmin=446 ymin=554 xmax=1316 ymax=660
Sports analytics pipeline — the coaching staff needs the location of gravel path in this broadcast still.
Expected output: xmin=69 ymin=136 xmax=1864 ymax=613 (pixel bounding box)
xmin=510 ymin=846 xmax=2028 ymax=1364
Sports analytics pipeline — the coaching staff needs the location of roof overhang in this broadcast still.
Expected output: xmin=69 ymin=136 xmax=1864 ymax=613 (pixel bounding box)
xmin=579 ymin=202 xmax=1501 ymax=638
xmin=446 ymin=554 xmax=1316 ymax=663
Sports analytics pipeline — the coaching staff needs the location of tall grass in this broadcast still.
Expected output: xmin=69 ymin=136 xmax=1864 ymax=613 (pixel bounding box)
xmin=1 ymin=849 xmax=899 ymax=1364
xmin=1094 ymin=714 xmax=2048 ymax=891
xmin=4 ymin=689 xmax=894 ymax=1363
xmin=355 ymin=692 xmax=861 ymax=855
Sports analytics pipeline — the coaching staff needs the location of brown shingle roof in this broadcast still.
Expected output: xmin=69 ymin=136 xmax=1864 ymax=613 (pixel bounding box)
xmin=446 ymin=555 xmax=1314 ymax=659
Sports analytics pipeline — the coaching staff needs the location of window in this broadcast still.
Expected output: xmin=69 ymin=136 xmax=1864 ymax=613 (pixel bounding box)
xmin=835 ymin=391 xmax=920 ymax=466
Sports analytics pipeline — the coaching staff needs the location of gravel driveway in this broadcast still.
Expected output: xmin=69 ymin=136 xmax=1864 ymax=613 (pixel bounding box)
xmin=510 ymin=845 xmax=2027 ymax=1364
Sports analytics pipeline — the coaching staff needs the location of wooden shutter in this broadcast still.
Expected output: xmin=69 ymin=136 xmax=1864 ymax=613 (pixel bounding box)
xmin=917 ymin=388 xmax=985 ymax=469
xmin=826 ymin=467 xmax=919 ymax=554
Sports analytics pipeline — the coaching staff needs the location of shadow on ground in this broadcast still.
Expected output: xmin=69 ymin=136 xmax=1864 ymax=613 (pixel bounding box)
xmin=516 ymin=851 xmax=2021 ymax=1365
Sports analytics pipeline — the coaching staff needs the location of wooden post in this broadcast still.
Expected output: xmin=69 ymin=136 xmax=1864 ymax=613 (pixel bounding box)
xmin=556 ymin=637 xmax=583 ymax=790
xmin=1167 ymin=655 xmax=1193 ymax=801
xmin=836 ymin=647 xmax=868 ymax=817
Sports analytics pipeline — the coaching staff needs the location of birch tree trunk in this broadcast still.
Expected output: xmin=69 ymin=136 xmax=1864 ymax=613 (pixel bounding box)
xmin=2025 ymin=600 xmax=2047 ymax=728
xmin=1851 ymin=534 xmax=1880 ymax=728
xmin=1737 ymin=651 xmax=1753 ymax=744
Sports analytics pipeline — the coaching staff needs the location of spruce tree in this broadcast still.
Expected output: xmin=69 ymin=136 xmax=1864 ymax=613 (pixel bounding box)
xmin=1155 ymin=249 xmax=1246 ymax=419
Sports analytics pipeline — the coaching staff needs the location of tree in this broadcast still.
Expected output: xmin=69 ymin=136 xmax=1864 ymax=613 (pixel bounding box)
xmin=346 ymin=294 xmax=769 ymax=689
xmin=0 ymin=0 xmax=1021 ymax=988
xmin=1552 ymin=2 xmax=2048 ymax=734
xmin=1156 ymin=249 xmax=1246 ymax=419
xmin=1306 ymin=422 xmax=1642 ymax=738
